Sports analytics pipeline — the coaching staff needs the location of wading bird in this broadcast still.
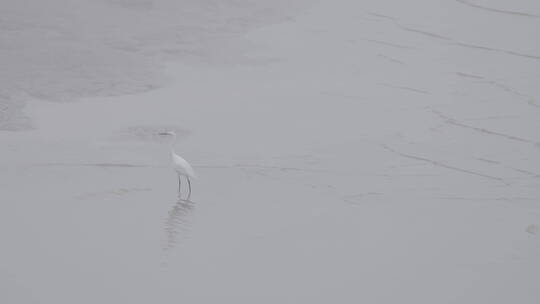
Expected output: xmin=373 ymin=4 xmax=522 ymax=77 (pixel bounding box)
xmin=158 ymin=131 xmax=195 ymax=199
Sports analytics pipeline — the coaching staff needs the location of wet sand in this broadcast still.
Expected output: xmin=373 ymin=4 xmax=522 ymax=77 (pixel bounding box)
xmin=1 ymin=0 xmax=540 ymax=303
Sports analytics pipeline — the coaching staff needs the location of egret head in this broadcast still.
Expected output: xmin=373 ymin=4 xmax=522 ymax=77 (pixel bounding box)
xmin=158 ymin=131 xmax=177 ymax=142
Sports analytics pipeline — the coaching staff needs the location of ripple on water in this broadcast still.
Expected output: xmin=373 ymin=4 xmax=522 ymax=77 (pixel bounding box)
xmin=113 ymin=125 xmax=191 ymax=143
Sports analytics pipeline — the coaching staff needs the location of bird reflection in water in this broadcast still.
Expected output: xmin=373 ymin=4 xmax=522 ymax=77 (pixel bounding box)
xmin=163 ymin=198 xmax=195 ymax=251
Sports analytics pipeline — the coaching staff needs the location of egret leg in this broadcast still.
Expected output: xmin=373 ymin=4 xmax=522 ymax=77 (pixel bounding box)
xmin=187 ymin=178 xmax=192 ymax=199
xmin=178 ymin=174 xmax=182 ymax=197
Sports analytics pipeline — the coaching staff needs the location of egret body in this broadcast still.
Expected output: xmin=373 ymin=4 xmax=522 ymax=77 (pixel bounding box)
xmin=159 ymin=131 xmax=195 ymax=198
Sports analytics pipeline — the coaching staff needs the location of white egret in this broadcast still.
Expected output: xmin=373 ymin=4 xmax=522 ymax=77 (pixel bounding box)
xmin=158 ymin=131 xmax=195 ymax=198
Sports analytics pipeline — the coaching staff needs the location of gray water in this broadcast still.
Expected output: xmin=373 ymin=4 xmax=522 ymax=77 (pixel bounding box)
xmin=1 ymin=0 xmax=540 ymax=303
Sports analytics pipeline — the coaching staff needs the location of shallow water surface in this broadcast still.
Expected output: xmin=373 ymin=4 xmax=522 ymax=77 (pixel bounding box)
xmin=1 ymin=0 xmax=540 ymax=303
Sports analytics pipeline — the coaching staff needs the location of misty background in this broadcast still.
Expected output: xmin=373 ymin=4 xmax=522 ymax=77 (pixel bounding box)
xmin=1 ymin=0 xmax=540 ymax=303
